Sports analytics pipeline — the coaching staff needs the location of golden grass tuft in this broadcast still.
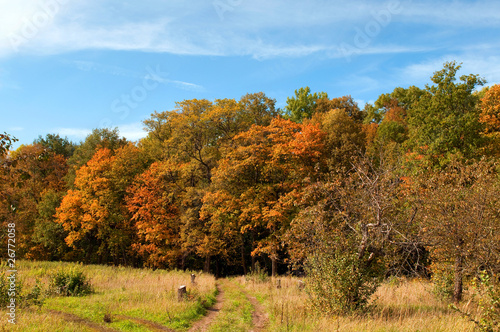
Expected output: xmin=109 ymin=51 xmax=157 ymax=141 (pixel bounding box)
xmin=237 ymin=275 xmax=477 ymax=332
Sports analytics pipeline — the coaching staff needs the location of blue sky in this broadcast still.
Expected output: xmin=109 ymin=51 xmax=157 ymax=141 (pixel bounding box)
xmin=1 ymin=0 xmax=500 ymax=148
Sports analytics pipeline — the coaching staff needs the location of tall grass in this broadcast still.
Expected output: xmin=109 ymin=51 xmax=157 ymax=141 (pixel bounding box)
xmin=0 ymin=260 xmax=217 ymax=331
xmin=238 ymin=276 xmax=477 ymax=332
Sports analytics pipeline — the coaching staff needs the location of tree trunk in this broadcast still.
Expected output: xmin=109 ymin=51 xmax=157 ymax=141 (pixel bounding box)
xmin=204 ymin=255 xmax=211 ymax=273
xmin=251 ymin=233 xmax=256 ymax=271
xmin=241 ymin=236 xmax=247 ymax=275
xmin=453 ymin=253 xmax=463 ymax=303
xmin=271 ymin=256 xmax=277 ymax=277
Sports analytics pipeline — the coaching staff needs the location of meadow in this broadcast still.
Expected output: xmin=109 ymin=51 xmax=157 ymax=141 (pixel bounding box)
xmin=0 ymin=261 xmax=481 ymax=331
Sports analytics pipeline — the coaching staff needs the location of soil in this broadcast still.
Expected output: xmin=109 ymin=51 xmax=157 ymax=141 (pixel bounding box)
xmin=48 ymin=310 xmax=117 ymax=332
xmin=188 ymin=283 xmax=225 ymax=332
xmin=245 ymin=292 xmax=269 ymax=332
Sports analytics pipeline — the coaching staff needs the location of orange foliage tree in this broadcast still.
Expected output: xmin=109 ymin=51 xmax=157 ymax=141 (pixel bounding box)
xmin=479 ymin=84 xmax=500 ymax=157
xmin=0 ymin=144 xmax=67 ymax=259
xmin=202 ymin=118 xmax=326 ymax=275
xmin=56 ymin=144 xmax=147 ymax=264
xmin=126 ymin=161 xmax=184 ymax=268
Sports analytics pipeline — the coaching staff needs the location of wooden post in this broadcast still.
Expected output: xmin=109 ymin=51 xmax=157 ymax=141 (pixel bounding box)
xmin=178 ymin=285 xmax=187 ymax=301
xmin=191 ymin=274 xmax=196 ymax=284
xmin=276 ymin=279 xmax=281 ymax=289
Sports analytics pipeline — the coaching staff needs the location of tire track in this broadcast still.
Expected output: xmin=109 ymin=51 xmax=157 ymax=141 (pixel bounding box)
xmin=114 ymin=314 xmax=175 ymax=332
xmin=48 ymin=310 xmax=117 ymax=332
xmin=188 ymin=283 xmax=225 ymax=332
xmin=242 ymin=290 xmax=269 ymax=332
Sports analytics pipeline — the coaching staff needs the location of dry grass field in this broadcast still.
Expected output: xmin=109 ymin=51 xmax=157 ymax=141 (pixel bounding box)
xmin=237 ymin=276 xmax=478 ymax=332
xmin=0 ymin=261 xmax=482 ymax=331
xmin=1 ymin=260 xmax=217 ymax=331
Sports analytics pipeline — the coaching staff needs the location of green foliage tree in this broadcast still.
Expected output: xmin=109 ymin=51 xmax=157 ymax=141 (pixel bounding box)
xmin=317 ymin=108 xmax=366 ymax=172
xmin=284 ymin=87 xmax=328 ymax=123
xmin=406 ymin=61 xmax=486 ymax=167
xmin=0 ymin=132 xmax=18 ymax=157
xmin=66 ymin=128 xmax=128 ymax=187
xmin=32 ymin=189 xmax=70 ymax=261
xmin=33 ymin=134 xmax=76 ymax=158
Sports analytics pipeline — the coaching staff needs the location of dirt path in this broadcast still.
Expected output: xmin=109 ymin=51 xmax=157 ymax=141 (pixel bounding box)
xmin=188 ymin=283 xmax=225 ymax=332
xmin=243 ymin=291 xmax=269 ymax=332
xmin=48 ymin=310 xmax=117 ymax=332
xmin=50 ymin=309 xmax=175 ymax=332
xmin=114 ymin=314 xmax=175 ymax=332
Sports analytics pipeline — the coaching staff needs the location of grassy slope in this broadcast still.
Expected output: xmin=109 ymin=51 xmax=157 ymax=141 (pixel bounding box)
xmin=0 ymin=261 xmax=481 ymax=331
xmin=1 ymin=260 xmax=217 ymax=331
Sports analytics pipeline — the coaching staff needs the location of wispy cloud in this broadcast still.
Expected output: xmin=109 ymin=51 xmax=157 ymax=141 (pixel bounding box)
xmin=0 ymin=0 xmax=498 ymax=61
xmin=401 ymin=51 xmax=500 ymax=87
xmin=117 ymin=122 xmax=147 ymax=141
xmin=55 ymin=123 xmax=147 ymax=143
xmin=0 ymin=0 xmax=496 ymax=60
xmin=326 ymin=45 xmax=434 ymax=60
xmin=396 ymin=1 xmax=500 ymax=27
xmin=56 ymin=128 xmax=92 ymax=140
xmin=64 ymin=60 xmax=204 ymax=91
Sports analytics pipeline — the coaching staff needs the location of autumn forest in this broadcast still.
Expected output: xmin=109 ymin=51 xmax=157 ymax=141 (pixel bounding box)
xmin=2 ymin=61 xmax=500 ymax=314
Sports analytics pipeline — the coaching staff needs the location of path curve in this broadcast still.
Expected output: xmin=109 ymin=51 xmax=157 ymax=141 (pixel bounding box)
xmin=48 ymin=310 xmax=117 ymax=332
xmin=114 ymin=314 xmax=175 ymax=332
xmin=188 ymin=283 xmax=225 ymax=332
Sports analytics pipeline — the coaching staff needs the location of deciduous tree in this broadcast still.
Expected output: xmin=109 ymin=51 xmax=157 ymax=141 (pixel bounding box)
xmin=202 ymin=118 xmax=326 ymax=275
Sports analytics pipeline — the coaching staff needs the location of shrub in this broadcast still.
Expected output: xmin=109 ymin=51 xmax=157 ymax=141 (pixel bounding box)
xmin=48 ymin=268 xmax=93 ymax=296
xmin=452 ymin=272 xmax=500 ymax=332
xmin=246 ymin=262 xmax=269 ymax=283
xmin=0 ymin=273 xmax=45 ymax=308
xmin=0 ymin=272 xmax=22 ymax=307
xmin=305 ymin=249 xmax=382 ymax=315
xmin=25 ymin=279 xmax=45 ymax=307
xmin=431 ymin=262 xmax=456 ymax=301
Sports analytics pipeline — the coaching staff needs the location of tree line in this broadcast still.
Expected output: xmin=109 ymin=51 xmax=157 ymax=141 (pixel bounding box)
xmin=1 ymin=61 xmax=500 ymax=307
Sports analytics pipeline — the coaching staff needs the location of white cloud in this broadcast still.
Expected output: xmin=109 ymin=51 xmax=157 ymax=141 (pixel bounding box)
xmin=0 ymin=0 xmax=498 ymax=60
xmin=116 ymin=122 xmax=147 ymax=141
xmin=326 ymin=44 xmax=434 ymax=60
xmin=55 ymin=122 xmax=147 ymax=142
xmin=56 ymin=128 xmax=92 ymax=140
xmin=396 ymin=1 xmax=500 ymax=27
xmin=401 ymin=51 xmax=500 ymax=87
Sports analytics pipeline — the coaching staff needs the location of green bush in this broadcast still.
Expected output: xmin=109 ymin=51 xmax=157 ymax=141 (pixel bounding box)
xmin=0 ymin=272 xmax=44 ymax=308
xmin=305 ymin=250 xmax=382 ymax=315
xmin=0 ymin=272 xmax=22 ymax=307
xmin=246 ymin=262 xmax=269 ymax=283
xmin=431 ymin=263 xmax=456 ymax=301
xmin=48 ymin=268 xmax=93 ymax=296
xmin=452 ymin=272 xmax=500 ymax=332
xmin=25 ymin=279 xmax=45 ymax=307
